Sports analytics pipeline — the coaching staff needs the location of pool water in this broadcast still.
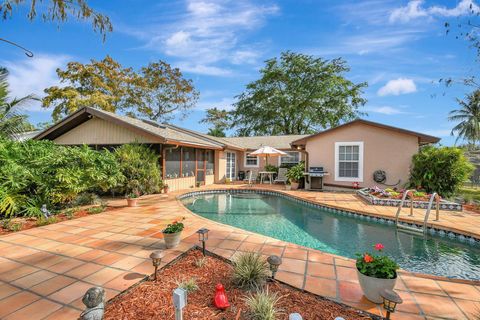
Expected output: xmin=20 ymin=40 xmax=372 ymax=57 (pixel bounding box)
xmin=182 ymin=192 xmax=480 ymax=281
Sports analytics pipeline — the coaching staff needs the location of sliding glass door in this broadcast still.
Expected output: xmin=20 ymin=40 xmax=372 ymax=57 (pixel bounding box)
xmin=226 ymin=152 xmax=236 ymax=180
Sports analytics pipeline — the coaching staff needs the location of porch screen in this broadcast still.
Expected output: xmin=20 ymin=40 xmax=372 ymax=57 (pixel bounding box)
xmin=206 ymin=150 xmax=214 ymax=175
xmin=165 ymin=148 xmax=181 ymax=178
xmin=182 ymin=148 xmax=195 ymax=177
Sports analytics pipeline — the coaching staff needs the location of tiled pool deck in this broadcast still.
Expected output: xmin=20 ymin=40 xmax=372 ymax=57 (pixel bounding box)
xmin=1 ymin=184 xmax=480 ymax=319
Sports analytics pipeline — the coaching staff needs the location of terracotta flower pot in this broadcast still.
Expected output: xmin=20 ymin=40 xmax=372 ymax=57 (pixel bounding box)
xmin=127 ymin=198 xmax=138 ymax=207
xmin=163 ymin=231 xmax=182 ymax=248
xmin=285 ymin=185 xmax=292 ymax=191
xmin=356 ymin=269 xmax=397 ymax=303
xmin=290 ymin=182 xmax=299 ymax=190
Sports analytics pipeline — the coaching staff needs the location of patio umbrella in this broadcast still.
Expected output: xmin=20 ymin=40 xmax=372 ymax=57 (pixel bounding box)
xmin=249 ymin=146 xmax=288 ymax=167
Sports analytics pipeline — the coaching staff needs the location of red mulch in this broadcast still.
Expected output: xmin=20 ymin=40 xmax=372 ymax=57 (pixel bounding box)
xmin=464 ymin=204 xmax=480 ymax=214
xmin=105 ymin=250 xmax=376 ymax=320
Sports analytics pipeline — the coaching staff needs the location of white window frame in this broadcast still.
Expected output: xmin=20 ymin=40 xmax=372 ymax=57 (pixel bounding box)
xmin=278 ymin=151 xmax=301 ymax=166
xmin=226 ymin=151 xmax=237 ymax=180
xmin=334 ymin=141 xmax=364 ymax=182
xmin=244 ymin=153 xmax=259 ymax=168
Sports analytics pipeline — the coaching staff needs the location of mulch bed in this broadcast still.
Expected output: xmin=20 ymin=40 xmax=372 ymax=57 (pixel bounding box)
xmin=105 ymin=249 xmax=377 ymax=320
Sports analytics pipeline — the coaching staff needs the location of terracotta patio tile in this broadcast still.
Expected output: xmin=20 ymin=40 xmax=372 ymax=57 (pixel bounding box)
xmin=237 ymin=241 xmax=263 ymax=252
xmin=276 ymin=270 xmax=304 ymax=288
xmin=30 ymin=275 xmax=76 ymax=296
xmin=94 ymin=252 xmax=129 ymax=266
xmin=48 ymin=281 xmax=92 ymax=305
xmin=304 ymin=275 xmax=337 ymax=298
xmin=49 ymin=258 xmax=85 ymax=274
xmin=279 ymin=257 xmax=306 ymax=274
xmin=0 ymin=291 xmax=40 ymax=318
xmin=390 ymin=312 xmax=426 ymax=320
xmin=334 ymin=257 xmax=356 ymax=268
xmin=212 ymin=248 xmax=235 ymax=259
xmin=64 ymin=262 xmax=104 ymax=279
xmin=12 ymin=270 xmax=57 ymax=289
xmin=244 ymin=235 xmax=266 ymax=244
xmin=413 ymin=292 xmax=465 ymax=319
xmin=131 ymin=260 xmax=154 ymax=275
xmin=401 ymin=276 xmax=447 ymax=296
xmin=260 ymin=244 xmax=284 ymax=256
xmin=336 ymin=265 xmax=358 ymax=283
xmin=226 ymin=233 xmax=248 ymax=241
xmin=338 ymin=280 xmax=364 ymax=302
xmin=306 ymin=262 xmax=336 ymax=279
xmin=111 ymin=256 xmax=146 ymax=270
xmin=0 ymin=264 xmax=39 ymax=281
xmin=4 ymin=298 xmax=62 ymax=320
xmin=0 ymin=281 xmax=21 ymax=300
xmin=76 ymin=248 xmax=109 ymax=261
xmin=453 ymin=298 xmax=480 ymax=320
xmin=437 ymin=281 xmax=480 ymax=301
xmin=104 ymin=272 xmax=145 ymax=291
xmin=344 ymin=299 xmax=383 ymax=316
xmin=283 ymin=247 xmax=308 ymax=260
xmin=307 ymin=251 xmax=334 ymax=264
xmin=83 ymin=267 xmax=125 ymax=285
xmin=218 ymin=239 xmax=242 ymax=251
xmin=35 ymin=254 xmax=68 ymax=269
xmin=43 ymin=306 xmax=81 ymax=320
xmin=395 ymin=290 xmax=423 ymax=315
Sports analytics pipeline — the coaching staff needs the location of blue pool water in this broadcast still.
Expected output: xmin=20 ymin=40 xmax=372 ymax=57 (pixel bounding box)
xmin=181 ymin=191 xmax=480 ymax=281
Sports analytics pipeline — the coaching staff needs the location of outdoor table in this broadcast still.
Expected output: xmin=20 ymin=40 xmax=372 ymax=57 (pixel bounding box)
xmin=259 ymin=171 xmax=276 ymax=184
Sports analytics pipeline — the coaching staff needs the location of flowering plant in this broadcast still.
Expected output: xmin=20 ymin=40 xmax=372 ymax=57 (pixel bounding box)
xmin=356 ymin=243 xmax=399 ymax=279
xmin=163 ymin=218 xmax=185 ymax=234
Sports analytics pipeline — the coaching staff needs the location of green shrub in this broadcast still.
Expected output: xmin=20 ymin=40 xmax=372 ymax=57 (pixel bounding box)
xmin=0 ymin=139 xmax=123 ymax=218
xmin=176 ymin=278 xmax=199 ymax=292
xmin=285 ymin=162 xmax=305 ymax=183
xmin=87 ymin=205 xmax=105 ymax=215
xmin=64 ymin=207 xmax=78 ymax=220
xmin=409 ymin=146 xmax=474 ymax=197
xmin=74 ymin=193 xmax=101 ymax=206
xmin=7 ymin=222 xmax=22 ymax=231
xmin=264 ymin=164 xmax=278 ymax=174
xmin=232 ymin=252 xmax=269 ymax=290
xmin=36 ymin=216 xmax=58 ymax=226
xmin=244 ymin=289 xmax=281 ymax=320
xmin=114 ymin=144 xmax=162 ymax=195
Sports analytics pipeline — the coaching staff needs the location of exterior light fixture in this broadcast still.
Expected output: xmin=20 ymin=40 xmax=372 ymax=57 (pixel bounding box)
xmin=379 ymin=289 xmax=403 ymax=320
xmin=149 ymin=250 xmax=163 ymax=280
xmin=196 ymin=228 xmax=209 ymax=256
xmin=267 ymin=255 xmax=282 ymax=280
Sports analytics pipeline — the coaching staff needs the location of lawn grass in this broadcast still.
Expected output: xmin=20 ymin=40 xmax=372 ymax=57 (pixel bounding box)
xmin=458 ymin=185 xmax=480 ymax=202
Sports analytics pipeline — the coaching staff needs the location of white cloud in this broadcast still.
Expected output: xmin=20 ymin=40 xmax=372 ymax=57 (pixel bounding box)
xmin=377 ymin=78 xmax=417 ymax=96
xmin=176 ymin=62 xmax=232 ymax=76
xmin=365 ymin=106 xmax=407 ymax=115
xmin=390 ymin=0 xmax=478 ymax=23
xmin=196 ymin=97 xmax=235 ymax=110
xmin=128 ymin=0 xmax=279 ymax=76
xmin=3 ymin=54 xmax=69 ymax=111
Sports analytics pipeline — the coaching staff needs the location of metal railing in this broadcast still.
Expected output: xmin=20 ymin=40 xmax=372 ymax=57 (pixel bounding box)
xmin=395 ymin=191 xmax=440 ymax=234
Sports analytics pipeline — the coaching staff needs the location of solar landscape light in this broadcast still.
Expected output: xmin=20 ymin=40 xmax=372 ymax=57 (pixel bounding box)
xmin=149 ymin=250 xmax=163 ymax=280
xmin=267 ymin=255 xmax=282 ymax=279
xmin=379 ymin=288 xmax=403 ymax=320
xmin=196 ymin=228 xmax=209 ymax=256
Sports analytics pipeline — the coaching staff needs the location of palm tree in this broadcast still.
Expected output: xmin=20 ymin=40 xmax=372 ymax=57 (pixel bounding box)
xmin=0 ymin=68 xmax=38 ymax=139
xmin=449 ymin=90 xmax=480 ymax=146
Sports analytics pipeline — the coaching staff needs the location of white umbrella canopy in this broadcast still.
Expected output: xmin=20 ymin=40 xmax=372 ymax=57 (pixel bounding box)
xmin=249 ymin=146 xmax=288 ymax=167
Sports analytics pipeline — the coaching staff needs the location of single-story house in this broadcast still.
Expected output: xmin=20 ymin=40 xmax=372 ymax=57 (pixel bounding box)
xmin=34 ymin=107 xmax=439 ymax=191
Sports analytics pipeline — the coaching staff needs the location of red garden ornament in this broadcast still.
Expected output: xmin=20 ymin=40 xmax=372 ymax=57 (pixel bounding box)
xmin=352 ymin=182 xmax=360 ymax=189
xmin=213 ymin=283 xmax=230 ymax=310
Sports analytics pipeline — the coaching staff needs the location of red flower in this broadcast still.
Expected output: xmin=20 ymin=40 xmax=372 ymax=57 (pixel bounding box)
xmin=364 ymin=254 xmax=374 ymax=263
xmin=374 ymin=243 xmax=384 ymax=251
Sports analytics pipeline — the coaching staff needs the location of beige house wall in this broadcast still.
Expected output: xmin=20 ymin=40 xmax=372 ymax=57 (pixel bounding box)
xmin=54 ymin=117 xmax=160 ymax=145
xmin=237 ymin=149 xmax=303 ymax=173
xmin=305 ymin=122 xmax=419 ymax=188
xmin=164 ymin=176 xmax=196 ymax=192
xmin=205 ymin=174 xmax=215 ymax=185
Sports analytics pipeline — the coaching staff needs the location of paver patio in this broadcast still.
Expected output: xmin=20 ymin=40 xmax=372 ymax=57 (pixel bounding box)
xmin=0 ymin=184 xmax=479 ymax=319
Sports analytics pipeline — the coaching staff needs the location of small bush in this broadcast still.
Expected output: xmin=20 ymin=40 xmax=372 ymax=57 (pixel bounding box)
xmin=176 ymin=278 xmax=199 ymax=293
xmin=8 ymin=222 xmax=22 ymax=232
xmin=285 ymin=162 xmax=305 ymax=183
xmin=409 ymin=146 xmax=474 ymax=197
xmin=36 ymin=216 xmax=58 ymax=226
xmin=64 ymin=207 xmax=79 ymax=219
xmin=194 ymin=257 xmax=207 ymax=268
xmin=87 ymin=206 xmax=105 ymax=215
xmin=232 ymin=252 xmax=269 ymax=290
xmin=74 ymin=193 xmax=101 ymax=206
xmin=244 ymin=288 xmax=281 ymax=320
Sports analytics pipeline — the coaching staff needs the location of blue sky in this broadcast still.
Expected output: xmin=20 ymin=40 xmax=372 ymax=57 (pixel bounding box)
xmin=1 ymin=0 xmax=478 ymax=145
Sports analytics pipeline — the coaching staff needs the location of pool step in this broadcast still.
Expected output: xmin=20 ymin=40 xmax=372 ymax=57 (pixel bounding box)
xmin=397 ymin=223 xmax=424 ymax=235
xmin=395 ymin=192 xmax=440 ymax=234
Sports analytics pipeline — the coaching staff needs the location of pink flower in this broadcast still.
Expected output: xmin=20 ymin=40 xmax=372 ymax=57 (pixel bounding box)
xmin=374 ymin=243 xmax=384 ymax=251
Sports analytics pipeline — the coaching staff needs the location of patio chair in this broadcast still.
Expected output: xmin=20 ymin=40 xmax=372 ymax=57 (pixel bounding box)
xmin=274 ymin=168 xmax=288 ymax=185
xmin=244 ymin=170 xmax=258 ymax=186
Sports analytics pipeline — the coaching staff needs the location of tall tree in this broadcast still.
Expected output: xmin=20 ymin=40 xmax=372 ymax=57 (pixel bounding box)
xmin=449 ymin=90 xmax=480 ymax=146
xmin=0 ymin=68 xmax=37 ymax=139
xmin=200 ymin=107 xmax=230 ymax=137
xmin=132 ymin=61 xmax=199 ymax=122
xmin=42 ymin=56 xmax=136 ymax=121
xmin=231 ymin=51 xmax=367 ymax=136
xmin=0 ymin=0 xmax=112 ymax=40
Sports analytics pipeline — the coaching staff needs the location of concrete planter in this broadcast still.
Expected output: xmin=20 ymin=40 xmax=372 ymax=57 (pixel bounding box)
xmin=291 ymin=182 xmax=299 ymax=190
xmin=357 ymin=269 xmax=396 ymax=303
xmin=285 ymin=185 xmax=292 ymax=191
xmin=126 ymin=198 xmax=138 ymax=207
xmin=163 ymin=231 xmax=182 ymax=248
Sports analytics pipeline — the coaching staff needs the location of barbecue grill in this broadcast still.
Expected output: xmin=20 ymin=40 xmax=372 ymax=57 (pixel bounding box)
xmin=304 ymin=166 xmax=329 ymax=190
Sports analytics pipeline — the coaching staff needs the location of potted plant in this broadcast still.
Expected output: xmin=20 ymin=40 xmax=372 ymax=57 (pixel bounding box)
xmin=126 ymin=191 xmax=140 ymax=207
xmin=162 ymin=218 xmax=185 ymax=248
xmin=225 ymin=178 xmax=231 ymax=185
xmin=285 ymin=180 xmax=292 ymax=191
xmin=163 ymin=184 xmax=169 ymax=194
xmin=285 ymin=162 xmax=305 ymax=190
xmin=356 ymin=243 xmax=399 ymax=303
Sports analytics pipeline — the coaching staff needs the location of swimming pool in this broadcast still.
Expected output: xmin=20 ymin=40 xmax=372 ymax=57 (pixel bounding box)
xmin=181 ymin=191 xmax=480 ymax=281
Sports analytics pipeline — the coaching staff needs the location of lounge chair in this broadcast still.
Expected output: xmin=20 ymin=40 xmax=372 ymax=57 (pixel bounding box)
xmin=274 ymin=168 xmax=288 ymax=184
xmin=244 ymin=170 xmax=258 ymax=186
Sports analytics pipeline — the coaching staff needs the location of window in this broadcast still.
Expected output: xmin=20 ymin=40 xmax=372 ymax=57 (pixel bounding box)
xmin=244 ymin=154 xmax=259 ymax=167
xmin=165 ymin=148 xmax=181 ymax=178
xmin=279 ymin=151 xmax=301 ymax=166
xmin=181 ymin=147 xmax=195 ymax=177
xmin=335 ymin=142 xmax=363 ymax=182
xmin=206 ymin=150 xmax=214 ymax=175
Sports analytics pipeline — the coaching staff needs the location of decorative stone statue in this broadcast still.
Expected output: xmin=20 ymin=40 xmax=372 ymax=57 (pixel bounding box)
xmin=80 ymin=287 xmax=105 ymax=320
xmin=41 ymin=204 xmax=51 ymax=219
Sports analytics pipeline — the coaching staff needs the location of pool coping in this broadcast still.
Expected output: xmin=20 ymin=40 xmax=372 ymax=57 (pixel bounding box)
xmin=177 ymin=188 xmax=480 ymax=286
